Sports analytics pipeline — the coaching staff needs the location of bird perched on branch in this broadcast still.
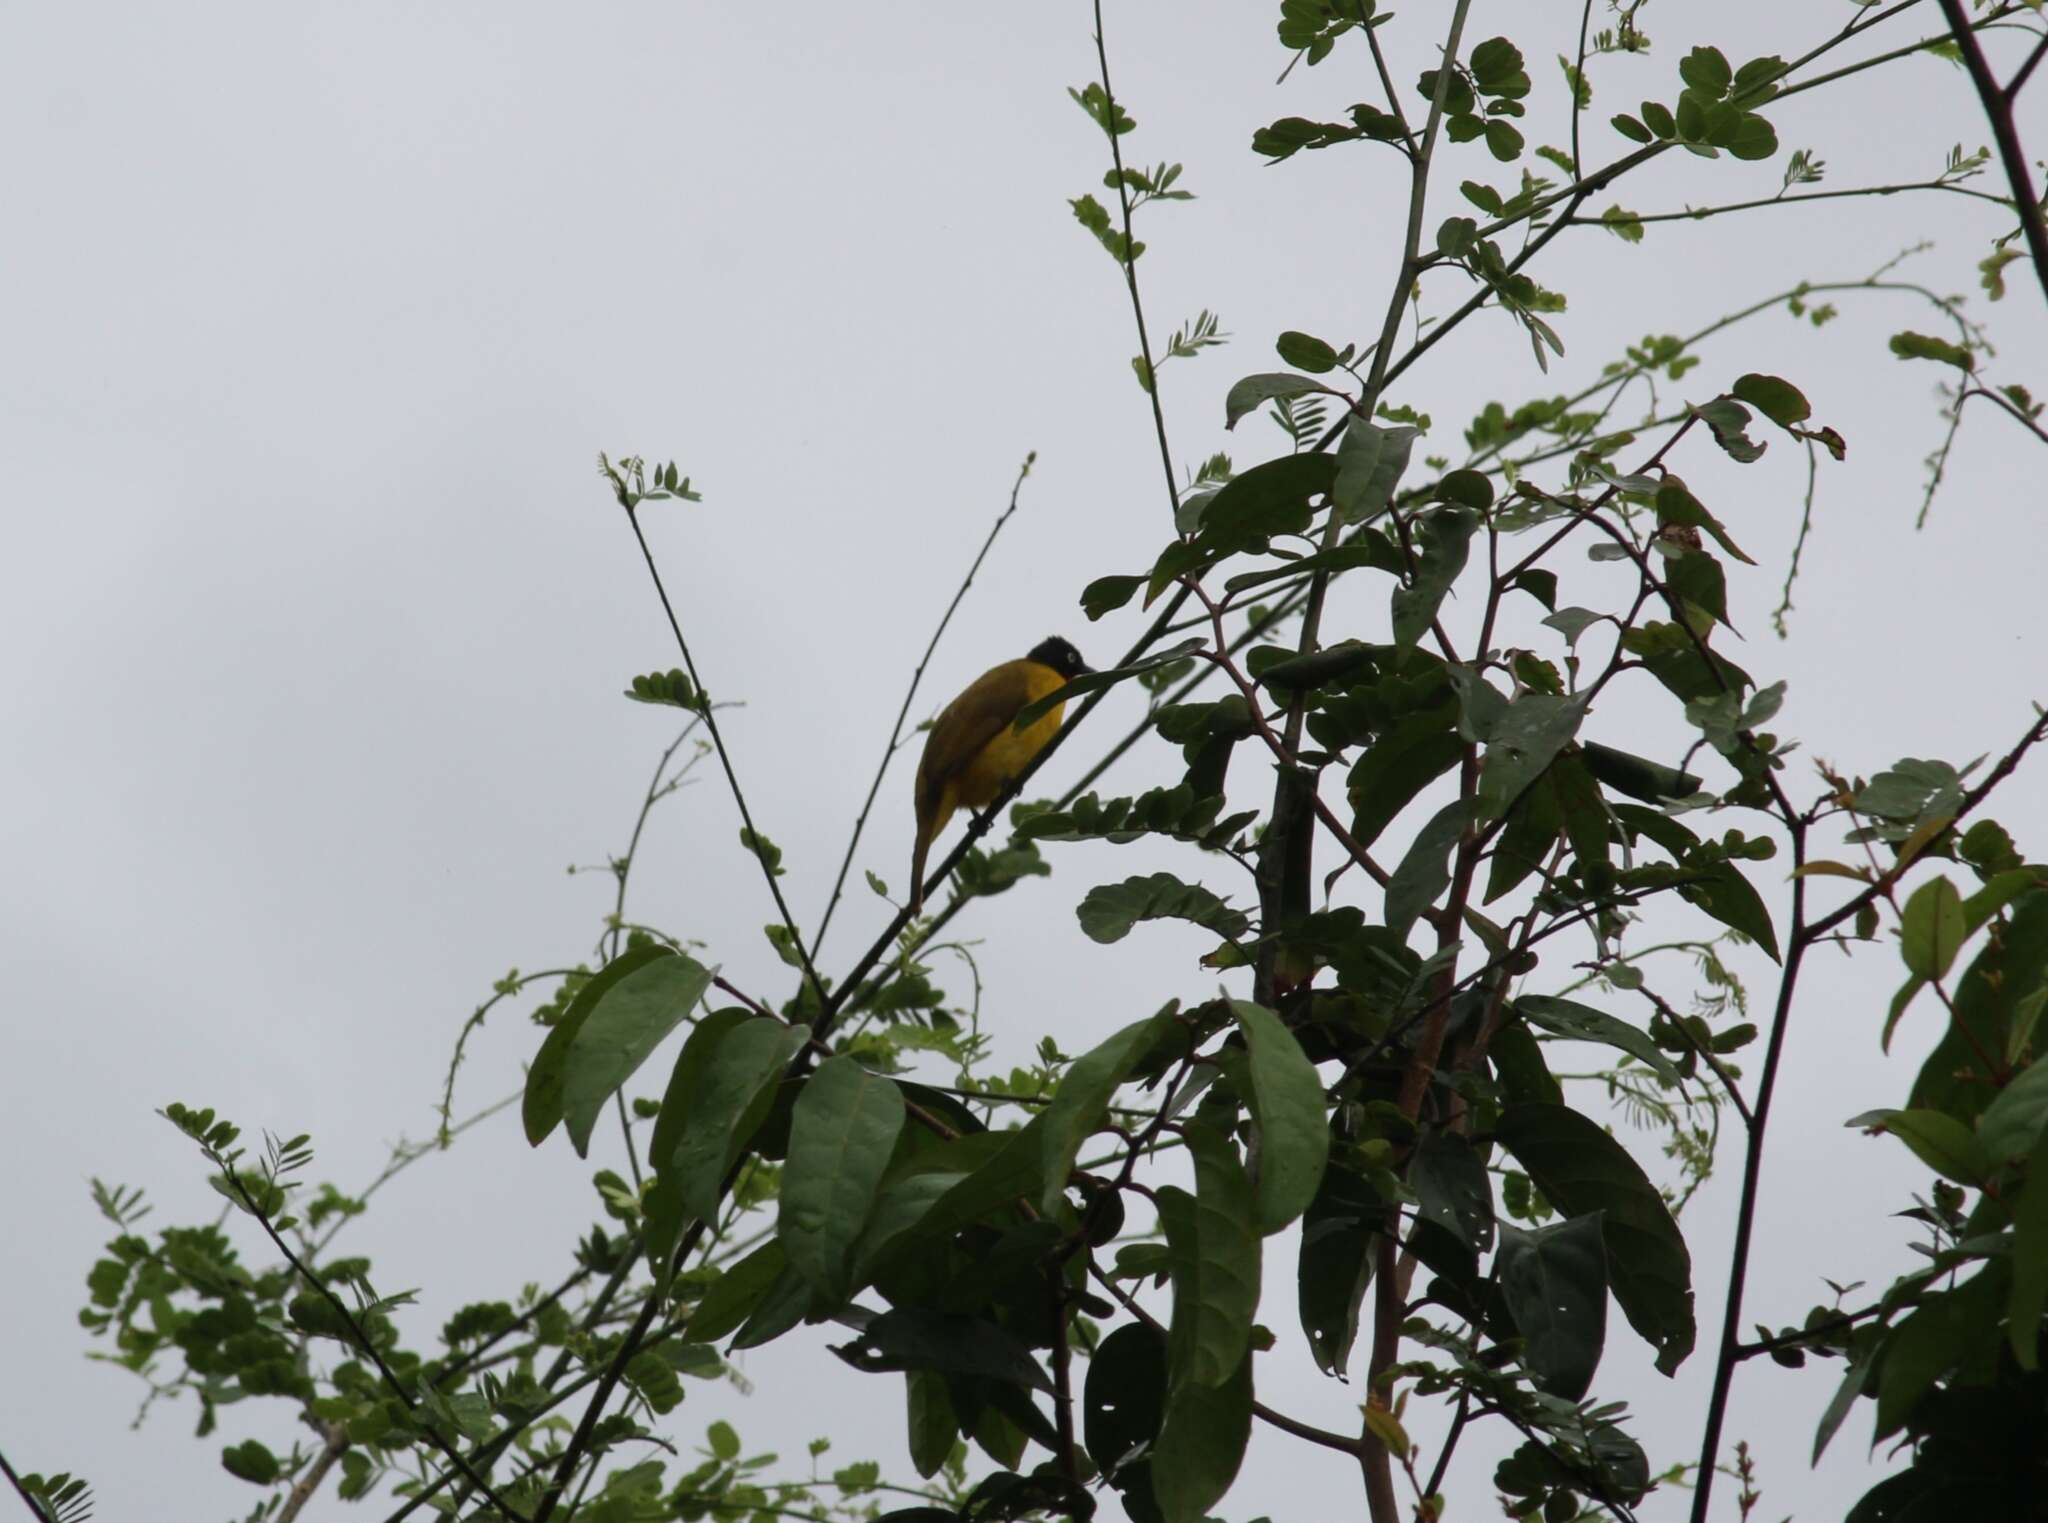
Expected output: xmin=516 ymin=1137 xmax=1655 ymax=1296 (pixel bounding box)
xmin=909 ymin=635 xmax=1090 ymax=913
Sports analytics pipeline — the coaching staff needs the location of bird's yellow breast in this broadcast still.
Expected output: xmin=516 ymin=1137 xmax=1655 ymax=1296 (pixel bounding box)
xmin=953 ymin=685 xmax=1066 ymax=807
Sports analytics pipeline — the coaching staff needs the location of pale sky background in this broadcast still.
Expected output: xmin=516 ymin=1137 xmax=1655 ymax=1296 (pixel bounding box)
xmin=5 ymin=3 xmax=2047 ymax=1520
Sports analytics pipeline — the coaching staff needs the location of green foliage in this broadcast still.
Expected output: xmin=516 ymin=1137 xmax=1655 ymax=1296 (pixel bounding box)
xmin=55 ymin=6 xmax=2048 ymax=1521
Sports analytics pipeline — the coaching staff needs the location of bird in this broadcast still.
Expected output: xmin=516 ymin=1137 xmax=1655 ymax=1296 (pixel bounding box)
xmin=909 ymin=635 xmax=1091 ymax=913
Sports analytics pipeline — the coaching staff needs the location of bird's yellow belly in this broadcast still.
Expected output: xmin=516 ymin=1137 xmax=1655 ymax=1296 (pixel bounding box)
xmin=954 ymin=701 xmax=1064 ymax=807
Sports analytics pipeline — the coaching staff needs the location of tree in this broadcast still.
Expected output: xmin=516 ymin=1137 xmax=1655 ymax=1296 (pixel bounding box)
xmin=12 ymin=2 xmax=2048 ymax=1521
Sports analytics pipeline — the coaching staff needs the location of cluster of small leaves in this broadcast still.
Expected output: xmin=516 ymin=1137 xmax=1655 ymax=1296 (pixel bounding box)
xmin=1423 ymin=37 xmax=1534 ymax=164
xmin=1609 ymin=48 xmax=1784 ymax=161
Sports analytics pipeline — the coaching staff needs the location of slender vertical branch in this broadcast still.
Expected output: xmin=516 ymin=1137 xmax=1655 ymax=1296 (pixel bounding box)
xmin=616 ymin=500 xmax=826 ymax=1001
xmin=808 ymin=454 xmax=1035 ymax=961
xmin=1935 ymin=0 xmax=2048 ymax=309
xmin=1092 ymin=0 xmax=1183 ymax=521
xmin=1283 ymin=0 xmax=1474 ymax=757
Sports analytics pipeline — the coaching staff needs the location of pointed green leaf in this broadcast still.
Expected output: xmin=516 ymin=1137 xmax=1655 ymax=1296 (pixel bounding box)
xmin=523 ymin=945 xmax=672 ymax=1147
xmin=1228 ymin=1001 xmax=1330 ymax=1233
xmin=1151 ymin=1349 xmax=1252 ymax=1523
xmin=560 ymin=952 xmax=716 ymax=1157
xmin=780 ymin=1058 xmax=906 ymax=1306
xmin=1900 ymin=875 xmax=1967 ymax=980
xmin=1161 ymin=1125 xmax=1261 ymax=1388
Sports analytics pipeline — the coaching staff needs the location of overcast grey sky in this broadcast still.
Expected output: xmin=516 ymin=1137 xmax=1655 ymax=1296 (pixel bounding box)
xmin=5 ymin=3 xmax=2047 ymax=1519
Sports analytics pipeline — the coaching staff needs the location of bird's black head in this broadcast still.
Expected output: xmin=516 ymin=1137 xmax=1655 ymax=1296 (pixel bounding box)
xmin=1028 ymin=635 xmax=1091 ymax=680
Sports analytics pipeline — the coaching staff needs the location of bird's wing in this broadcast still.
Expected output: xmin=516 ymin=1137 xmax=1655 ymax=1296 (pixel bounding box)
xmin=917 ymin=661 xmax=1036 ymax=820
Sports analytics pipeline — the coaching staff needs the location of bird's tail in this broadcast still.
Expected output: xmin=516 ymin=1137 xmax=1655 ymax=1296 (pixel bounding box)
xmin=909 ymin=826 xmax=932 ymax=916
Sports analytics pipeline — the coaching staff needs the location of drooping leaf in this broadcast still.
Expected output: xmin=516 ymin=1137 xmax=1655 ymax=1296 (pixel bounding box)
xmin=779 ymin=1057 xmax=906 ymax=1306
xmin=1346 ymin=706 xmax=1464 ymax=850
xmin=1385 ymin=800 xmax=1478 ymax=939
xmin=1408 ymin=1131 xmax=1494 ymax=1252
xmin=1077 ymin=873 xmax=1250 ymax=945
xmin=524 ymin=944 xmax=673 ymax=1147
xmin=1160 ymin=1125 xmax=1261 ymax=1389
xmin=559 ymin=952 xmax=716 ymax=1157
xmin=1150 ymin=1350 xmax=1252 ymax=1523
xmin=1228 ymin=1001 xmax=1331 ymax=1233
xmin=1497 ymin=1214 xmax=1608 ymax=1400
xmin=1477 ymin=694 xmax=1589 ymax=819
xmin=1494 ymin=1104 xmax=1695 ymax=1373
xmin=1224 ymin=372 xmax=1331 ymax=430
xmin=665 ymin=1016 xmax=809 ymax=1225
xmin=1297 ymin=1162 xmax=1384 ymax=1376
xmin=1084 ymin=1321 xmax=1169 ymax=1503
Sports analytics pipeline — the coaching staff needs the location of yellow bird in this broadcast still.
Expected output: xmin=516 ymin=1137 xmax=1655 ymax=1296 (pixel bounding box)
xmin=909 ymin=635 xmax=1090 ymax=913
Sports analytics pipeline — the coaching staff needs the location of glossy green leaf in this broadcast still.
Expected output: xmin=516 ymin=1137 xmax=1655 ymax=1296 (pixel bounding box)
xmin=1518 ymin=995 xmax=1682 ymax=1083
xmin=1497 ymin=1214 xmax=1608 ymax=1400
xmin=559 ymin=951 xmax=716 ymax=1157
xmin=905 ymin=1371 xmax=959 ymax=1480
xmin=667 ymin=1016 xmax=809 ymax=1224
xmin=1385 ymin=800 xmax=1478 ymax=939
xmin=1039 ymin=1009 xmax=1178 ymax=1214
xmin=1297 ymin=1163 xmax=1383 ymax=1376
xmin=1408 ymin=1131 xmax=1493 ymax=1252
xmin=779 ymin=1057 xmax=906 ymax=1306
xmin=1077 ymin=872 xmax=1250 ymax=945
xmin=728 ymin=1259 xmax=815 ymax=1351
xmin=1900 ymin=875 xmax=1967 ymax=980
xmin=1161 ymin=1125 xmax=1261 ymax=1388
xmin=1346 ymin=707 xmax=1464 ymax=850
xmin=1151 ymin=1349 xmax=1252 ymax=1523
xmin=1228 ymin=1001 xmax=1331 ymax=1233
xmin=524 ymin=944 xmax=672 ymax=1147
xmin=1084 ymin=1321 xmax=1168 ymax=1502
xmin=1494 ymin=1103 xmax=1695 ymax=1373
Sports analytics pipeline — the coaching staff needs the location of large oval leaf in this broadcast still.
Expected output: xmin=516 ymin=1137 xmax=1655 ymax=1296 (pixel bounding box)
xmin=1161 ymin=1124 xmax=1261 ymax=1389
xmin=779 ymin=1057 xmax=906 ymax=1307
xmin=559 ymin=951 xmax=716 ymax=1156
xmin=523 ymin=944 xmax=672 ymax=1147
xmin=1151 ymin=1349 xmax=1252 ymax=1523
xmin=1229 ymin=1001 xmax=1330 ymax=1234
xmin=1493 ymin=1103 xmax=1695 ymax=1374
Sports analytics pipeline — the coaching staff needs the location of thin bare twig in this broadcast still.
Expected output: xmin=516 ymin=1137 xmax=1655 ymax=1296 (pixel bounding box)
xmin=809 ymin=454 xmax=1035 ymax=959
